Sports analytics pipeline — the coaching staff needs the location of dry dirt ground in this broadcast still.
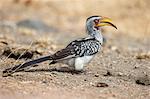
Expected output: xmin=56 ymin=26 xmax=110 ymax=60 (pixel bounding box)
xmin=0 ymin=0 xmax=150 ymax=99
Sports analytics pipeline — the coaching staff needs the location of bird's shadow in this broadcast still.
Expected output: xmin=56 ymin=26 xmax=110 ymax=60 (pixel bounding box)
xmin=2 ymin=65 xmax=85 ymax=77
xmin=18 ymin=66 xmax=85 ymax=75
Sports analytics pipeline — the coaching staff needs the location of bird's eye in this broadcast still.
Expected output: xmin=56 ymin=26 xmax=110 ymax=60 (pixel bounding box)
xmin=94 ymin=19 xmax=99 ymax=24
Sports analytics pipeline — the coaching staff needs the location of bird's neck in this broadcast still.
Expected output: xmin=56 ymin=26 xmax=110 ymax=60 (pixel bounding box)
xmin=86 ymin=27 xmax=103 ymax=44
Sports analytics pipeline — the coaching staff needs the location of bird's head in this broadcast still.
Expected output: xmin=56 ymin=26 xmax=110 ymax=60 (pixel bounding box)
xmin=86 ymin=16 xmax=117 ymax=31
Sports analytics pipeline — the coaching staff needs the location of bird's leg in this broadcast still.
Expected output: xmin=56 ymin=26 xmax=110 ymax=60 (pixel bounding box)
xmin=55 ymin=67 xmax=72 ymax=72
xmin=71 ymin=69 xmax=85 ymax=74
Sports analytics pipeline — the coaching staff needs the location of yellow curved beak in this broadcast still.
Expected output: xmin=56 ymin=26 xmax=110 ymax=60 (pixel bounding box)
xmin=96 ymin=17 xmax=117 ymax=29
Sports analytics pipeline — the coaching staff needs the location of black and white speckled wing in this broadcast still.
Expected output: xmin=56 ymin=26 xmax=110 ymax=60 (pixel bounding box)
xmin=68 ymin=37 xmax=101 ymax=57
xmin=51 ymin=37 xmax=101 ymax=61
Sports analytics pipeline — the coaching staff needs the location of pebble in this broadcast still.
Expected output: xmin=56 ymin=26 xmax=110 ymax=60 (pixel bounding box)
xmin=136 ymin=52 xmax=150 ymax=59
xmin=117 ymin=72 xmax=124 ymax=76
xmin=103 ymin=71 xmax=112 ymax=76
xmin=136 ymin=75 xmax=150 ymax=86
xmin=94 ymin=74 xmax=99 ymax=77
xmin=95 ymin=82 xmax=109 ymax=87
xmin=84 ymin=79 xmax=87 ymax=81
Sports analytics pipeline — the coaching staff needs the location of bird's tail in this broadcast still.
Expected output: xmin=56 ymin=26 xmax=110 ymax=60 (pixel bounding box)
xmin=2 ymin=55 xmax=53 ymax=77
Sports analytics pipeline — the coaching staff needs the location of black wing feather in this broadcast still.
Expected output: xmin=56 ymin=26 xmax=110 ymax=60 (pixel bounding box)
xmin=51 ymin=37 xmax=100 ymax=61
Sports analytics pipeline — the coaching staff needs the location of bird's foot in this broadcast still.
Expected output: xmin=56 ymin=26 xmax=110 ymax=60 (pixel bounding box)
xmin=71 ymin=70 xmax=86 ymax=74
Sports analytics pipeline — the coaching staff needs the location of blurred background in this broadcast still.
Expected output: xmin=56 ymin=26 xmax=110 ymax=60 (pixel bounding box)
xmin=0 ymin=0 xmax=149 ymax=56
xmin=0 ymin=0 xmax=150 ymax=38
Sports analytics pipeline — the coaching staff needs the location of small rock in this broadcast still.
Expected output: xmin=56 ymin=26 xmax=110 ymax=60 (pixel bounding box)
xmin=134 ymin=65 xmax=140 ymax=69
xmin=95 ymin=82 xmax=109 ymax=87
xmin=104 ymin=71 xmax=112 ymax=76
xmin=136 ymin=52 xmax=150 ymax=59
xmin=94 ymin=74 xmax=99 ymax=77
xmin=112 ymin=61 xmax=117 ymax=64
xmin=117 ymin=72 xmax=124 ymax=76
xmin=51 ymin=72 xmax=58 ymax=76
xmin=42 ymin=80 xmax=47 ymax=84
xmin=136 ymin=75 xmax=150 ymax=86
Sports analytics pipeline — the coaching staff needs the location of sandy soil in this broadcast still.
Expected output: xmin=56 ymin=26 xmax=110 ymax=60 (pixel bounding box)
xmin=0 ymin=0 xmax=150 ymax=99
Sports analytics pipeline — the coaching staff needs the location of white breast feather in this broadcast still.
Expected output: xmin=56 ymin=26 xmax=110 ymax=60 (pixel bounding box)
xmin=74 ymin=55 xmax=94 ymax=71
